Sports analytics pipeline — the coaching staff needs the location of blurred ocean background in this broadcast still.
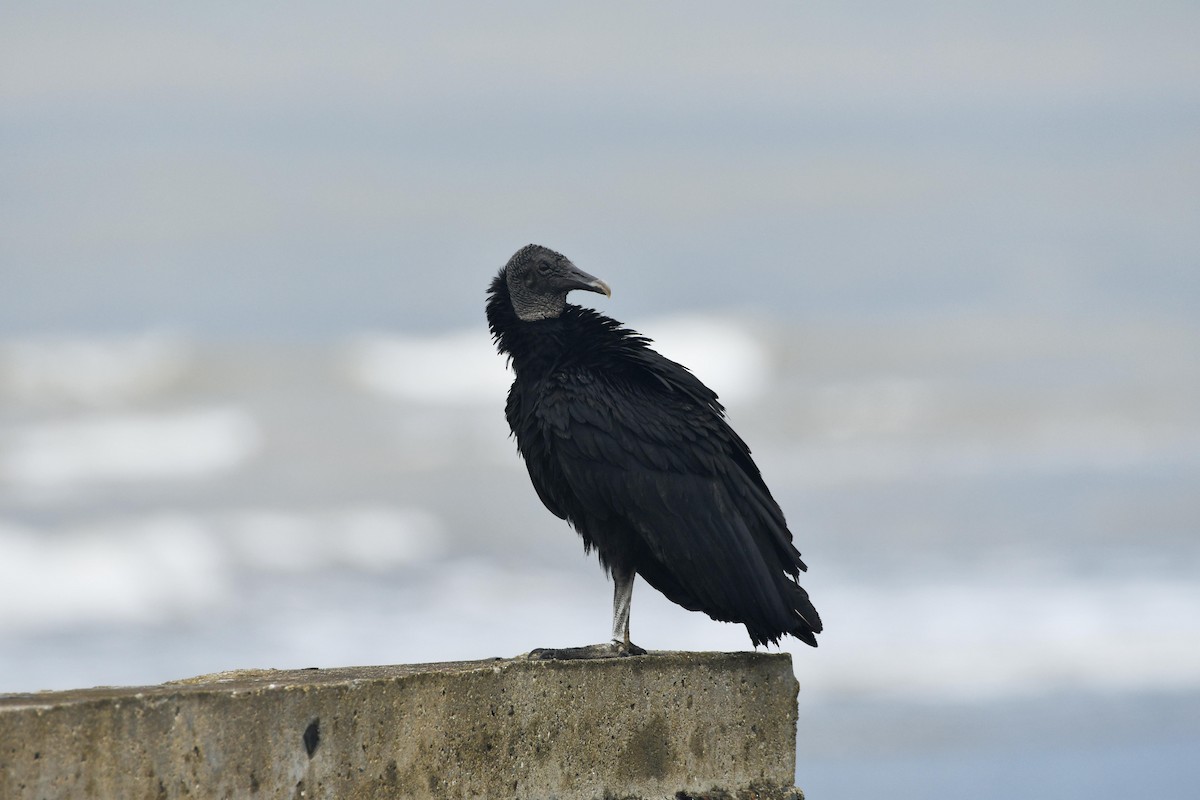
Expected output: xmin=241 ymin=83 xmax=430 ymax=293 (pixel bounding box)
xmin=3 ymin=2 xmax=1199 ymax=797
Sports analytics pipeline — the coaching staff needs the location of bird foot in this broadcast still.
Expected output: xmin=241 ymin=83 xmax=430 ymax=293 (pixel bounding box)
xmin=524 ymin=640 xmax=647 ymax=660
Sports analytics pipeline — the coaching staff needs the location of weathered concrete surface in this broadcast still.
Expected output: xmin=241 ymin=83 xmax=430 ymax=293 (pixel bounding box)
xmin=0 ymin=651 xmax=802 ymax=800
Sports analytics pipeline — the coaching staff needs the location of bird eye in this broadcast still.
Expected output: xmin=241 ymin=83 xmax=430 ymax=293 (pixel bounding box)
xmin=537 ymin=263 xmax=552 ymax=275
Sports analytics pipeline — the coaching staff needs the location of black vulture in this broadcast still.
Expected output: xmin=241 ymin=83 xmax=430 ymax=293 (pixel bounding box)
xmin=487 ymin=244 xmax=821 ymax=657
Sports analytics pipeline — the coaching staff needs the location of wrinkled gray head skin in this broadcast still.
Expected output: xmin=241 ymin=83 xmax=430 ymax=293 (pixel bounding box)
xmin=505 ymin=244 xmax=611 ymax=321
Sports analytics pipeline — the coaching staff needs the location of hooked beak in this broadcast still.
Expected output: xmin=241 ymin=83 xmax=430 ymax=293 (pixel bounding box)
xmin=563 ymin=262 xmax=611 ymax=299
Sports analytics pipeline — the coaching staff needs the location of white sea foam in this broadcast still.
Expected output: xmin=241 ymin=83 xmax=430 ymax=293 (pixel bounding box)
xmin=486 ymin=559 xmax=1200 ymax=701
xmin=632 ymin=315 xmax=770 ymax=404
xmin=236 ymin=558 xmax=1200 ymax=702
xmin=225 ymin=506 xmax=445 ymax=572
xmin=0 ymin=406 xmax=261 ymax=489
xmin=1 ymin=513 xmax=1197 ymax=700
xmin=0 ymin=334 xmax=189 ymax=406
xmin=345 ymin=314 xmax=770 ymax=406
xmin=788 ymin=571 xmax=1200 ymax=700
xmin=346 ymin=329 xmax=509 ymax=406
xmin=0 ymin=515 xmax=226 ymax=630
xmin=0 ymin=505 xmax=445 ymax=634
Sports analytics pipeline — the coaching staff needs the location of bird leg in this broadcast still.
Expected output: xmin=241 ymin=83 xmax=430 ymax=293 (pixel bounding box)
xmin=525 ymin=566 xmax=646 ymax=660
xmin=610 ymin=564 xmax=643 ymax=653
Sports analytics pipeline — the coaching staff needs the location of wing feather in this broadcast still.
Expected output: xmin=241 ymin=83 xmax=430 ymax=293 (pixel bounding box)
xmin=535 ymin=361 xmax=815 ymax=640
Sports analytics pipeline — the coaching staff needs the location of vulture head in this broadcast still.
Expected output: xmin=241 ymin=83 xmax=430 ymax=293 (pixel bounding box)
xmin=503 ymin=244 xmax=611 ymax=322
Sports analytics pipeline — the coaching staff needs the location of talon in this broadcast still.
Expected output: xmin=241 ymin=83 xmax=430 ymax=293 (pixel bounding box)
xmin=522 ymin=642 xmax=641 ymax=660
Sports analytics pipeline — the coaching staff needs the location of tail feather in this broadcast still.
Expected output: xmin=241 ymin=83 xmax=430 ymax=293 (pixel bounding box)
xmin=743 ymin=579 xmax=822 ymax=648
xmin=787 ymin=579 xmax=822 ymax=647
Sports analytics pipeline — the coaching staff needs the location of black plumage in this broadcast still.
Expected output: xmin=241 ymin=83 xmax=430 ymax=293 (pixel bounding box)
xmin=487 ymin=244 xmax=821 ymax=652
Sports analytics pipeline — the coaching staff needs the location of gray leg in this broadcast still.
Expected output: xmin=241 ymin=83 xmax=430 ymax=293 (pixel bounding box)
xmin=525 ymin=566 xmax=646 ymax=660
xmin=611 ymin=565 xmax=635 ymax=647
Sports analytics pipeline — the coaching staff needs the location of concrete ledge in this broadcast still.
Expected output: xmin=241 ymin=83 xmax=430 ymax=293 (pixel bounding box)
xmin=0 ymin=651 xmax=801 ymax=800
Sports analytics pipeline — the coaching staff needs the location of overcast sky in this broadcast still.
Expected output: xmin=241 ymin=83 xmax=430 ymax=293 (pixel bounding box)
xmin=3 ymin=2 xmax=1197 ymax=337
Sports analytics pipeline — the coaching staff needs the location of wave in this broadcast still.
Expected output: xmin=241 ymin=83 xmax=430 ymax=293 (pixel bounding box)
xmin=2 ymin=509 xmax=1196 ymax=702
xmin=0 ymin=405 xmax=261 ymax=490
xmin=344 ymin=313 xmax=771 ymax=406
xmin=0 ymin=506 xmax=445 ymax=634
xmin=0 ymin=334 xmax=189 ymax=407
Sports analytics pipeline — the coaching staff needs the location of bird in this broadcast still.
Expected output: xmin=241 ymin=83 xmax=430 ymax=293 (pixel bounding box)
xmin=486 ymin=244 xmax=821 ymax=657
